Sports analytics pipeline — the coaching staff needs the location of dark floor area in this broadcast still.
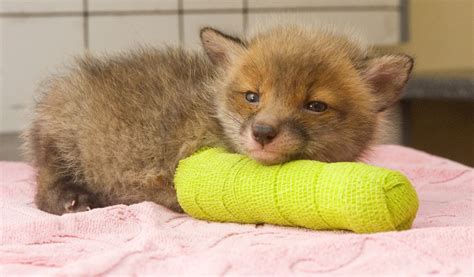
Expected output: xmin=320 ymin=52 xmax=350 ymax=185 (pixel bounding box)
xmin=0 ymin=132 xmax=23 ymax=161
xmin=405 ymin=99 xmax=474 ymax=166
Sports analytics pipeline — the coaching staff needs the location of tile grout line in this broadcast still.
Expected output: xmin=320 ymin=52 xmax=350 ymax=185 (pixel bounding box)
xmin=399 ymin=0 xmax=409 ymax=42
xmin=82 ymin=0 xmax=89 ymax=49
xmin=178 ymin=0 xmax=184 ymax=46
xmin=243 ymin=0 xmax=248 ymax=34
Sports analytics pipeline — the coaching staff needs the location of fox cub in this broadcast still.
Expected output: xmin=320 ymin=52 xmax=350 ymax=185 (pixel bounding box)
xmin=23 ymin=26 xmax=413 ymax=215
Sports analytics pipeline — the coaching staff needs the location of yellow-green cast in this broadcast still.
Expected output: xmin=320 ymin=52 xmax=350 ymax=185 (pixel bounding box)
xmin=175 ymin=148 xmax=419 ymax=233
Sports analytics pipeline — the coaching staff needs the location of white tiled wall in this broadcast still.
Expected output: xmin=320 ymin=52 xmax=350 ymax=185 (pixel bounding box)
xmin=88 ymin=0 xmax=177 ymax=12
xmin=0 ymin=16 xmax=84 ymax=132
xmin=0 ymin=0 xmax=83 ymax=13
xmin=248 ymin=11 xmax=400 ymax=45
xmin=0 ymin=0 xmax=405 ymax=133
xmin=247 ymin=0 xmax=400 ymax=8
xmin=89 ymin=15 xmax=180 ymax=53
xmin=183 ymin=0 xmax=243 ymax=10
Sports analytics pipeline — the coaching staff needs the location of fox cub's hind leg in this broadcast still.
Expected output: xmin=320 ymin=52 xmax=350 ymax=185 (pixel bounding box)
xmin=35 ymin=167 xmax=102 ymax=215
xmin=26 ymin=125 xmax=102 ymax=215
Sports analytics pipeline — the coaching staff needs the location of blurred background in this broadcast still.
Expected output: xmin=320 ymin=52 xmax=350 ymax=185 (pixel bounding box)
xmin=1 ymin=0 xmax=473 ymax=165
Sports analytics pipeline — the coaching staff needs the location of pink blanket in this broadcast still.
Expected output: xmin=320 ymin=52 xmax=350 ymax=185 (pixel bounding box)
xmin=1 ymin=145 xmax=473 ymax=275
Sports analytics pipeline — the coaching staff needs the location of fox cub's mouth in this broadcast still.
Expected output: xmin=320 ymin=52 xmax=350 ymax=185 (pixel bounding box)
xmin=242 ymin=128 xmax=290 ymax=165
xmin=248 ymin=149 xmax=286 ymax=165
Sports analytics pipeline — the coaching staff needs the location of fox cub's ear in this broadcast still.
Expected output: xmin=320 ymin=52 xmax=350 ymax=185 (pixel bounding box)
xmin=361 ymin=54 xmax=414 ymax=112
xmin=200 ymin=27 xmax=246 ymax=67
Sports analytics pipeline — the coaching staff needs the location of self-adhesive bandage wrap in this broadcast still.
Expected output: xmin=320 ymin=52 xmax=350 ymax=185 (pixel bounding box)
xmin=175 ymin=148 xmax=419 ymax=233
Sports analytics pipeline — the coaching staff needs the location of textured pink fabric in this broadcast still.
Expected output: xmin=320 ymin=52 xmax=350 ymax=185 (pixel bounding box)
xmin=1 ymin=145 xmax=472 ymax=275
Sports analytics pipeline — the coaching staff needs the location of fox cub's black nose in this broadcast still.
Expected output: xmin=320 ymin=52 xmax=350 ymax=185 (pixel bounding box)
xmin=252 ymin=124 xmax=278 ymax=146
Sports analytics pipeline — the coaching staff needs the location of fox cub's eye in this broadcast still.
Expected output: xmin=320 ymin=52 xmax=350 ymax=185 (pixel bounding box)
xmin=305 ymin=101 xmax=328 ymax=113
xmin=245 ymin=91 xmax=260 ymax=103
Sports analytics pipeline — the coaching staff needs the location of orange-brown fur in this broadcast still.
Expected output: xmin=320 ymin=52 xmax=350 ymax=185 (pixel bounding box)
xmin=22 ymin=26 xmax=413 ymax=215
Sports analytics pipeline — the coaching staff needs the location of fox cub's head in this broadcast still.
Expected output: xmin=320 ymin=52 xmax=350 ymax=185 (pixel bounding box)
xmin=201 ymin=26 xmax=413 ymax=164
